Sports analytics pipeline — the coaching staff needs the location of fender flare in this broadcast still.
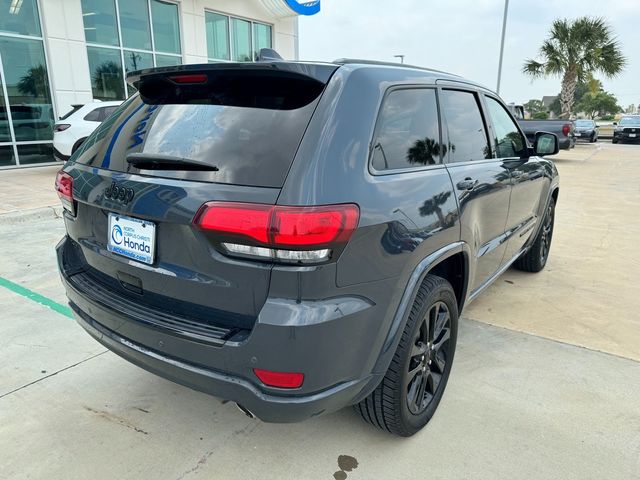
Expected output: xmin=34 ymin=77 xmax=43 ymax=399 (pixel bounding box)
xmin=370 ymin=241 xmax=471 ymax=376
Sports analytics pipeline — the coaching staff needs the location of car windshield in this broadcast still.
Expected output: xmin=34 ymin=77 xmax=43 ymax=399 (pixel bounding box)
xmin=575 ymin=120 xmax=593 ymax=127
xmin=619 ymin=117 xmax=640 ymax=126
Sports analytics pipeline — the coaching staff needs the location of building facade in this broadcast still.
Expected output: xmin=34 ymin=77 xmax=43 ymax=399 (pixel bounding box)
xmin=0 ymin=0 xmax=319 ymax=168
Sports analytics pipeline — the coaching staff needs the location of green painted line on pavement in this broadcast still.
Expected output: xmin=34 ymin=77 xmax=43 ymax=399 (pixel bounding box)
xmin=0 ymin=276 xmax=73 ymax=319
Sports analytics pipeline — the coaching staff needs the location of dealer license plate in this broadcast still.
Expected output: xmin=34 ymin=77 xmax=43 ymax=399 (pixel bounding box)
xmin=107 ymin=213 xmax=156 ymax=265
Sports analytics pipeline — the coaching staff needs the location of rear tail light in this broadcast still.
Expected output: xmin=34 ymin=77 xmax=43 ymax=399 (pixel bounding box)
xmin=562 ymin=123 xmax=571 ymax=136
xmin=253 ymin=369 xmax=304 ymax=389
xmin=55 ymin=170 xmax=75 ymax=215
xmin=54 ymin=124 xmax=71 ymax=132
xmin=193 ymin=202 xmax=359 ymax=264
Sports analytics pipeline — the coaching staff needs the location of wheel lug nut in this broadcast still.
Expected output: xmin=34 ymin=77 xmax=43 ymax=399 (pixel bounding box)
xmin=422 ymin=366 xmax=426 ymax=372
xmin=421 ymin=355 xmax=425 ymax=361
xmin=428 ymin=360 xmax=432 ymax=365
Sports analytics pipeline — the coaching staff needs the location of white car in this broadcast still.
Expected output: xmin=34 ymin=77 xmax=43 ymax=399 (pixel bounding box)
xmin=53 ymin=101 xmax=122 ymax=161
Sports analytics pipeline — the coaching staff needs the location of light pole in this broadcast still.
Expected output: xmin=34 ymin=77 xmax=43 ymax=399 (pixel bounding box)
xmin=394 ymin=55 xmax=405 ymax=64
xmin=496 ymin=0 xmax=509 ymax=95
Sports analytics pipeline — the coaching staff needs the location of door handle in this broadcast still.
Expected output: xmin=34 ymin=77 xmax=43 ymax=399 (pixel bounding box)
xmin=456 ymin=177 xmax=478 ymax=191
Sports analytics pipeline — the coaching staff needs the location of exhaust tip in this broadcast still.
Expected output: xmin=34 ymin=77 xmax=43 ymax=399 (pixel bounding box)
xmin=235 ymin=403 xmax=255 ymax=419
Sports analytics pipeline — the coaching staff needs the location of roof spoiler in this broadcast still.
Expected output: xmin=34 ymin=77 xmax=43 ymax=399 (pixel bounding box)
xmin=126 ymin=54 xmax=337 ymax=88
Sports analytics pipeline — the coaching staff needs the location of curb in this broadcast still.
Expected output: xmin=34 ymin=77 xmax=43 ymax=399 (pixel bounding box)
xmin=0 ymin=205 xmax=64 ymax=226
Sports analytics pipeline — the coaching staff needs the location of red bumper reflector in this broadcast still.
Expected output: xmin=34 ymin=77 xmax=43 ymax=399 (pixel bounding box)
xmin=253 ymin=369 xmax=304 ymax=389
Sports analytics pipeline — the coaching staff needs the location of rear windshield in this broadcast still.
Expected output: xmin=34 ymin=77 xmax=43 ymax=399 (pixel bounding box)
xmin=72 ymin=73 xmax=324 ymax=187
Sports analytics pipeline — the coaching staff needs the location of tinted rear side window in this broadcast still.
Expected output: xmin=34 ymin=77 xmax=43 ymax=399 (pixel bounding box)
xmin=72 ymin=73 xmax=325 ymax=188
xmin=441 ymin=90 xmax=491 ymax=163
xmin=83 ymin=108 xmax=103 ymax=122
xmin=371 ymin=89 xmax=442 ymax=171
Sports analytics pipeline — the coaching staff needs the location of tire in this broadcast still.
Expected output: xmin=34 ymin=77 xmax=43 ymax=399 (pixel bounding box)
xmin=590 ymin=134 xmax=596 ymax=143
xmin=356 ymin=274 xmax=458 ymax=437
xmin=514 ymin=197 xmax=555 ymax=273
xmin=612 ymin=138 xmax=618 ymax=144
xmin=71 ymin=137 xmax=88 ymax=154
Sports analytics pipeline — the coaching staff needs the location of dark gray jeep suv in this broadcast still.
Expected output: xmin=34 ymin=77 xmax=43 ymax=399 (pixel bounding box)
xmin=55 ymin=58 xmax=559 ymax=436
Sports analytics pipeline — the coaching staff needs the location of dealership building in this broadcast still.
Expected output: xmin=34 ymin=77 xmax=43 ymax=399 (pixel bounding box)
xmin=0 ymin=0 xmax=319 ymax=168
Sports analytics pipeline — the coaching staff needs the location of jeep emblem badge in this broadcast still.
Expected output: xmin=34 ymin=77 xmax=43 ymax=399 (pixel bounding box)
xmin=104 ymin=181 xmax=135 ymax=204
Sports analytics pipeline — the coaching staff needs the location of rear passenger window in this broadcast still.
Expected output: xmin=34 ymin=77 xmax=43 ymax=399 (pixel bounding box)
xmin=441 ymin=90 xmax=491 ymax=163
xmin=371 ymin=89 xmax=442 ymax=171
xmin=83 ymin=108 xmax=104 ymax=122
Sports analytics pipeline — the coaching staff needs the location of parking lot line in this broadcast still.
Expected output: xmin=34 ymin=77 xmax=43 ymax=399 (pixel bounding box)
xmin=0 ymin=275 xmax=72 ymax=319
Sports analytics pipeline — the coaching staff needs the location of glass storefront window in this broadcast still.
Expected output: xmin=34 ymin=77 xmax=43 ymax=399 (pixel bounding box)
xmin=123 ymin=50 xmax=153 ymax=73
xmin=0 ymin=0 xmax=41 ymax=37
xmin=155 ymin=54 xmax=181 ymax=67
xmin=123 ymin=50 xmax=153 ymax=96
xmin=0 ymin=73 xmax=9 ymax=142
xmin=151 ymin=0 xmax=181 ymax=54
xmin=17 ymin=143 xmax=53 ymax=165
xmin=81 ymin=0 xmax=119 ymax=47
xmin=0 ymin=146 xmax=15 ymax=167
xmin=87 ymin=46 xmax=125 ymax=100
xmin=231 ymin=18 xmax=251 ymax=62
xmin=205 ymin=12 xmax=229 ymax=61
xmin=117 ymin=0 xmax=152 ymax=51
xmin=206 ymin=13 xmax=272 ymax=63
xmin=0 ymin=36 xmax=54 ymax=142
xmin=253 ymin=23 xmax=272 ymax=60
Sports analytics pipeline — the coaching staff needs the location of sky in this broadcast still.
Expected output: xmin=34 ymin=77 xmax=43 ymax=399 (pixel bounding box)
xmin=298 ymin=0 xmax=640 ymax=108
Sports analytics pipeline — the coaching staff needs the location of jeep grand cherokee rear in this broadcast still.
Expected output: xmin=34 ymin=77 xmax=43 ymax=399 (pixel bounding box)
xmin=56 ymin=60 xmax=559 ymax=437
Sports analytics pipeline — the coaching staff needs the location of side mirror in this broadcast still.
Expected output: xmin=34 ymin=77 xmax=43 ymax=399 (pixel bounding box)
xmin=533 ymin=131 xmax=559 ymax=156
xmin=613 ymin=122 xmax=618 ymax=126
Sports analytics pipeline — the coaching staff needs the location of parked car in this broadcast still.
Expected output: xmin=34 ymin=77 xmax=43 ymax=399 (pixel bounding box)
xmin=507 ymin=104 xmax=575 ymax=149
xmin=0 ymin=104 xmax=54 ymax=141
xmin=574 ymin=119 xmax=599 ymax=142
xmin=53 ymin=101 xmax=122 ymax=161
xmin=612 ymin=115 xmax=640 ymax=144
xmin=55 ymin=58 xmax=560 ymax=436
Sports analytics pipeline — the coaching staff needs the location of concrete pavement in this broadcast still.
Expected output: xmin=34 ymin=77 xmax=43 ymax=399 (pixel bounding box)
xmin=1 ymin=143 xmax=639 ymax=479
xmin=466 ymin=143 xmax=640 ymax=361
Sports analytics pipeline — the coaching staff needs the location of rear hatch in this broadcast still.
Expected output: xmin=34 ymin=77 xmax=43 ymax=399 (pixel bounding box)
xmin=62 ymin=62 xmax=337 ymax=336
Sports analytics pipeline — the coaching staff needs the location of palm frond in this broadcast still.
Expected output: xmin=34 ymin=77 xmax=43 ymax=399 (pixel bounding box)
xmin=522 ymin=59 xmax=545 ymax=78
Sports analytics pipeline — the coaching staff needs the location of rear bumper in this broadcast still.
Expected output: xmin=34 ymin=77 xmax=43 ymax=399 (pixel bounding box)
xmin=56 ymin=235 xmax=385 ymax=422
xmin=558 ymin=136 xmax=575 ymax=149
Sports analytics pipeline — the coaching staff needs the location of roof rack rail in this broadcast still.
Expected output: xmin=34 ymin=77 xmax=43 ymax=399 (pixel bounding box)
xmin=332 ymin=58 xmax=461 ymax=77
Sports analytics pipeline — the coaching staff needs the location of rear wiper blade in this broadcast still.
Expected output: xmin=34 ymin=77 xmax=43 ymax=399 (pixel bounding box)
xmin=126 ymin=153 xmax=219 ymax=171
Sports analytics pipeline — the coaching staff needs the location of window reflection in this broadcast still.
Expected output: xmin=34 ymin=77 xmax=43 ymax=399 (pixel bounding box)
xmin=0 ymin=0 xmax=41 ymax=37
xmin=17 ymin=143 xmax=53 ymax=165
xmin=117 ymin=0 xmax=152 ymax=50
xmin=87 ymin=46 xmax=125 ymax=101
xmin=441 ymin=90 xmax=491 ymax=163
xmin=0 ymin=146 xmax=15 ymax=167
xmin=151 ymin=0 xmax=181 ymax=54
xmin=0 ymin=36 xmax=54 ymax=142
xmin=205 ymin=12 xmax=230 ymax=61
xmin=485 ymin=97 xmax=526 ymax=158
xmin=232 ymin=18 xmax=252 ymax=62
xmin=81 ymin=0 xmax=119 ymax=46
xmin=372 ymin=89 xmax=442 ymax=171
xmin=253 ymin=23 xmax=272 ymax=60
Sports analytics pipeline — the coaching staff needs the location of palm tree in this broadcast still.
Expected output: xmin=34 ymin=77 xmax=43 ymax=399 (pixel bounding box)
xmin=523 ymin=17 xmax=626 ymax=118
xmin=17 ymin=65 xmax=49 ymax=98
